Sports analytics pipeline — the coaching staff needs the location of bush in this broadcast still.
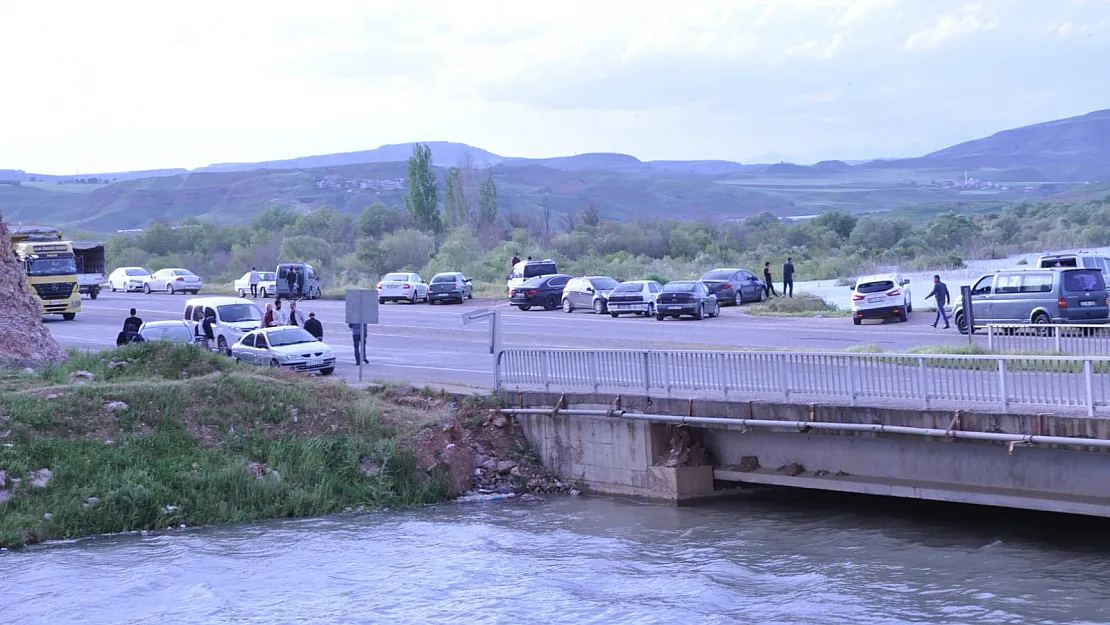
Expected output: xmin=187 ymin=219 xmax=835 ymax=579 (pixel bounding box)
xmin=761 ymin=293 xmax=837 ymax=314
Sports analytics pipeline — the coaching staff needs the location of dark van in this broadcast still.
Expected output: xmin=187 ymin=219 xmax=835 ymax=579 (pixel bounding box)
xmin=954 ymin=268 xmax=1109 ymax=333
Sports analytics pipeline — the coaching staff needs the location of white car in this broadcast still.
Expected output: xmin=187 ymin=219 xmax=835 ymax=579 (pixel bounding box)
xmin=183 ymin=297 xmax=264 ymax=355
xmin=234 ymin=271 xmax=277 ymax=298
xmin=145 ymin=268 xmax=203 ymax=294
xmin=377 ymin=272 xmax=428 ymax=304
xmin=605 ymin=280 xmax=664 ymax=317
xmin=850 ymin=272 xmax=912 ymax=325
xmin=108 ymin=267 xmax=150 ymax=292
xmin=231 ymin=327 xmax=336 ymax=375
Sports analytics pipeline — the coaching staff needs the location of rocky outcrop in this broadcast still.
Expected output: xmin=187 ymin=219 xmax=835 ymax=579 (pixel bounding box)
xmin=0 ymin=217 xmax=67 ymax=366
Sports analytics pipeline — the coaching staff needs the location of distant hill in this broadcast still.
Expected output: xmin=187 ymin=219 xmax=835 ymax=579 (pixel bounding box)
xmin=195 ymin=141 xmax=504 ymax=172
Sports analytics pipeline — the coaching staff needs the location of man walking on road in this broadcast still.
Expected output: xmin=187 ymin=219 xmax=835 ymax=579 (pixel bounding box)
xmin=249 ymin=267 xmax=260 ymax=299
xmin=763 ymin=262 xmax=778 ymax=298
xmin=349 ymin=323 xmax=369 ymax=365
xmin=304 ymin=312 xmax=323 ymax=340
xmin=925 ymin=274 xmax=951 ymax=329
xmin=782 ymin=258 xmax=795 ymax=298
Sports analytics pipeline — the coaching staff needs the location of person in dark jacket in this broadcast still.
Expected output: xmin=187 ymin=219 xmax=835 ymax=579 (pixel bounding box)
xmin=304 ymin=312 xmax=323 ymax=340
xmin=201 ymin=310 xmax=216 ymax=350
xmin=116 ymin=308 xmax=145 ymax=346
xmin=295 ymin=268 xmax=305 ymax=298
xmin=350 ymin=323 xmax=369 ymax=365
xmin=285 ymin=270 xmax=297 ymax=297
xmin=763 ymin=262 xmax=778 ymax=298
xmin=782 ymin=258 xmax=795 ymax=298
xmin=925 ymin=274 xmax=951 ymax=329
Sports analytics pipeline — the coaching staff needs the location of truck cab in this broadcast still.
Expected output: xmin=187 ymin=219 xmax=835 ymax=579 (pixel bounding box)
xmin=9 ymin=226 xmax=81 ymax=320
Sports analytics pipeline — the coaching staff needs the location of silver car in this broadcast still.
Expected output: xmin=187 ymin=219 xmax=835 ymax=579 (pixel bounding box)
xmin=231 ymin=327 xmax=337 ymax=375
xmin=138 ymin=320 xmax=202 ymax=344
xmin=145 ymin=268 xmax=203 ymax=294
xmin=606 ymin=280 xmax=664 ymax=317
xmin=378 ymin=272 xmax=428 ymax=304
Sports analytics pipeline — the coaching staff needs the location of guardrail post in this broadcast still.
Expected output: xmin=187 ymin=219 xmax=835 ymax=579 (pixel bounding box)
xmin=998 ymin=359 xmax=1008 ymax=413
xmin=718 ymin=353 xmax=729 ymax=397
xmin=540 ymin=351 xmax=551 ymax=392
xmin=918 ymin=357 xmax=929 ymax=410
xmin=494 ymin=350 xmax=502 ymax=393
xmin=590 ymin=351 xmax=599 ymax=393
xmin=1085 ymin=359 xmax=1095 ymax=418
xmin=1055 ymin=327 xmax=1062 ymax=353
xmin=780 ymin=356 xmax=790 ymax=402
xmin=847 ymin=356 xmax=857 ymax=406
xmin=664 ymin=352 xmax=673 ymax=397
xmin=642 ymin=351 xmax=651 ymax=396
xmin=987 ymin=325 xmax=994 ymax=351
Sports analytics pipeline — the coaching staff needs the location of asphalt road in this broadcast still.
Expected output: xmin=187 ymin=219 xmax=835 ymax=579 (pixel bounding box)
xmin=45 ymin=292 xmax=978 ymax=389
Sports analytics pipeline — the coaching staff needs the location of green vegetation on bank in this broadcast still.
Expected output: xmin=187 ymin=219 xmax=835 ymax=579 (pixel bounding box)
xmin=0 ymin=343 xmax=463 ymax=549
xmin=96 ymin=144 xmax=1110 ymax=296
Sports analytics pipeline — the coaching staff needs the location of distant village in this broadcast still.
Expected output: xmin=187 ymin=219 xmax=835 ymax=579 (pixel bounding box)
xmin=898 ymin=175 xmax=1062 ymax=194
xmin=314 ymin=175 xmax=405 ymax=192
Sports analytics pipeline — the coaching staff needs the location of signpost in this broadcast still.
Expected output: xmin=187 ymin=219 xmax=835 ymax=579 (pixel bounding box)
xmin=960 ymin=285 xmax=975 ymax=345
xmin=345 ymin=289 xmax=380 ymax=382
xmin=462 ymin=308 xmax=501 ymax=355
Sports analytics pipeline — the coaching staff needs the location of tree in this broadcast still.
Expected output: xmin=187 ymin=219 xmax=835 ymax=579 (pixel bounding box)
xmin=580 ymin=202 xmax=601 ymax=227
xmin=405 ymin=143 xmax=441 ymax=233
xmin=444 ymin=168 xmax=461 ymax=226
xmin=541 ymin=197 xmax=552 ymax=244
xmin=380 ymin=228 xmax=435 ymax=271
xmin=479 ymin=167 xmax=499 ymax=225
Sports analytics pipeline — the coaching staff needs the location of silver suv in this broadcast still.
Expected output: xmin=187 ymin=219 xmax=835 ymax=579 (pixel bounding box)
xmin=954 ymin=268 xmax=1109 ymax=333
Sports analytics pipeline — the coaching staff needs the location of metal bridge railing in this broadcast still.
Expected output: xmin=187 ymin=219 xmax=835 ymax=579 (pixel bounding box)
xmin=495 ymin=348 xmax=1110 ymax=417
xmin=984 ymin=324 xmax=1110 ymax=356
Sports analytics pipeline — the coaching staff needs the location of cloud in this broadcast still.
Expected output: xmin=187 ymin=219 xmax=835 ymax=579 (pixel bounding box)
xmin=904 ymin=2 xmax=999 ymax=51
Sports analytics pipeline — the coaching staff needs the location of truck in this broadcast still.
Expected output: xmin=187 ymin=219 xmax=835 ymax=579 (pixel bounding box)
xmin=72 ymin=241 xmax=106 ymax=299
xmin=9 ymin=226 xmax=82 ymax=320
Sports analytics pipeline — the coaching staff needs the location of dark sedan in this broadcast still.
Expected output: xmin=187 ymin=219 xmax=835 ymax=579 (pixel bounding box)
xmin=699 ymin=268 xmax=766 ymax=306
xmin=655 ymin=281 xmax=720 ymax=320
xmin=509 ymin=274 xmax=572 ymax=311
xmin=428 ymin=272 xmax=473 ymax=304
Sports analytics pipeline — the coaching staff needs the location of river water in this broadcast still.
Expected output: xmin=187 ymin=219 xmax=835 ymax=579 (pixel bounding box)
xmin=3 ymin=491 xmax=1110 ymax=625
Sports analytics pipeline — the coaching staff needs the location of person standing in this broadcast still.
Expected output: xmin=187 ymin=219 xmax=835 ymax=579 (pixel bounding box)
xmin=925 ymin=274 xmax=951 ymax=329
xmin=273 ymin=299 xmax=289 ymax=326
xmin=304 ymin=312 xmax=323 ymax=340
xmin=762 ymin=262 xmax=778 ymax=298
xmin=782 ymin=257 xmax=795 ymax=298
xmin=122 ymin=308 xmax=144 ymax=333
xmin=349 ymin=323 xmax=369 ymax=364
xmin=285 ymin=270 xmax=296 ymax=298
xmin=201 ymin=310 xmax=216 ymax=351
xmin=295 ymin=268 xmax=305 ymax=299
xmin=263 ymin=302 xmax=275 ymax=328
xmin=287 ymin=300 xmax=305 ymax=327
xmin=249 ymin=267 xmax=260 ymax=299
xmin=511 ymin=251 xmax=521 ymax=268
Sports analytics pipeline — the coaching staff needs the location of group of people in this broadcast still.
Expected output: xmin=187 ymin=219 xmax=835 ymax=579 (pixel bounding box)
xmin=762 ymin=258 xmax=796 ymax=298
xmin=262 ymin=299 xmax=323 ymax=338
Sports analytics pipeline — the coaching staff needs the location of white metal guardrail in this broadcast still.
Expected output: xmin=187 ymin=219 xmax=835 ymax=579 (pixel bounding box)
xmin=985 ymin=324 xmax=1110 ymax=356
xmin=495 ymin=348 xmax=1110 ymax=417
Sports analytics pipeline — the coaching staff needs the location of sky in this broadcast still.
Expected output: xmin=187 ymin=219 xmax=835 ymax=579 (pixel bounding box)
xmin=1 ymin=0 xmax=1108 ymax=173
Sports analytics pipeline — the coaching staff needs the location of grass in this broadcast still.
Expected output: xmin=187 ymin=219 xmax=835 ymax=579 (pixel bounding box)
xmin=0 ymin=343 xmax=459 ymax=549
xmin=743 ymin=292 xmax=852 ymax=318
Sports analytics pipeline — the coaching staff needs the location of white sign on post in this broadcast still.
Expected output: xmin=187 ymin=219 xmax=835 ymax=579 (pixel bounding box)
xmin=345 ymin=289 xmax=380 ymax=381
xmin=462 ymin=308 xmax=500 ymax=355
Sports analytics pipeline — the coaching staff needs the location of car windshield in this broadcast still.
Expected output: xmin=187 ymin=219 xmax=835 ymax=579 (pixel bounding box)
xmin=266 ymin=328 xmax=317 ymax=347
xmin=613 ymin=283 xmax=642 ymax=293
xmin=174 ymin=270 xmax=196 ymax=277
xmin=1064 ymin=270 xmax=1105 ymax=292
xmin=590 ymin=278 xmax=620 ymax=290
xmin=701 ymin=270 xmax=734 ymax=281
xmin=523 ymin=263 xmax=557 ymax=278
xmin=382 ymin=273 xmax=409 ymax=282
xmin=141 ymin=324 xmax=193 ymax=342
xmin=217 ymin=304 xmax=263 ymax=323
xmin=432 ymin=274 xmax=458 ymax=283
xmin=125 ymin=268 xmax=148 ymax=276
xmin=857 ymin=280 xmax=895 ymax=294
xmin=26 ymin=256 xmax=77 ymax=276
xmin=663 ymin=282 xmax=696 ymax=292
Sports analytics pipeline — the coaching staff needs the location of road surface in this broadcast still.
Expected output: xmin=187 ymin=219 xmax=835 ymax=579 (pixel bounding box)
xmin=46 ymin=292 xmax=976 ymax=389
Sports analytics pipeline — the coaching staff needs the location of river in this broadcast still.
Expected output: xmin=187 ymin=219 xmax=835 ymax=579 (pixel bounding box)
xmin=3 ymin=491 xmax=1109 ymax=625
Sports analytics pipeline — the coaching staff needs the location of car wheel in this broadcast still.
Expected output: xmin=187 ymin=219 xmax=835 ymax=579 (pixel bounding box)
xmin=544 ymin=295 xmax=558 ymax=311
xmin=320 ymin=367 xmax=335 ymax=376
xmin=695 ymin=304 xmax=704 ymax=321
xmin=379 ymin=298 xmax=385 ymax=305
xmin=168 ymin=284 xmax=175 ymax=295
xmin=260 ymin=288 xmax=268 ymax=298
xmin=898 ymin=309 xmax=908 ymax=323
xmin=906 ymin=300 xmax=913 ymax=313
xmin=710 ymin=303 xmax=719 ymax=318
xmin=1032 ymin=312 xmax=1052 ymax=336
xmin=269 ymin=358 xmax=279 ymax=368
xmin=656 ymin=314 xmax=665 ymax=321
xmin=143 ymin=283 xmax=151 ymax=294
xmin=410 ymin=292 xmax=417 ymax=304
xmin=735 ymin=292 xmax=743 ymax=307
xmin=238 ymin=289 xmax=245 ymax=297
xmin=593 ymin=299 xmax=605 ymax=315
xmin=62 ymin=313 xmax=76 ymax=321
xmin=955 ymin=311 xmax=969 ymax=335
xmin=648 ymin=303 xmax=656 ymax=317
xmin=853 ymin=317 xmax=862 ymax=326
xmin=562 ymin=298 xmax=573 ymax=313
xmin=518 ymin=305 xmax=532 ymax=311
xmin=610 ymin=312 xmax=619 ymax=318
xmin=467 ymin=291 xmax=473 ymax=300
xmin=759 ymin=289 xmax=767 ymax=303
xmin=218 ymin=336 xmax=230 ymax=356
xmin=111 ymin=283 xmax=117 ymax=292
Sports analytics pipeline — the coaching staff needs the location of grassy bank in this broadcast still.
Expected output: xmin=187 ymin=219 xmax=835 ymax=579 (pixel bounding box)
xmin=743 ymin=293 xmax=852 ymax=318
xmin=0 ymin=343 xmax=473 ymax=549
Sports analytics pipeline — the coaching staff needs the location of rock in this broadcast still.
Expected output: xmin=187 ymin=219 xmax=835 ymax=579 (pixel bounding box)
xmin=568 ymin=488 xmax=581 ymax=497
xmin=783 ymin=462 xmax=806 ymax=477
xmin=0 ymin=220 xmax=69 ymax=366
xmin=248 ymin=462 xmax=268 ymax=479
xmin=738 ymin=456 xmax=760 ymax=472
xmin=68 ymin=370 xmax=95 ymax=384
xmin=474 ymin=454 xmax=488 ymax=468
xmin=496 ymin=460 xmax=517 ymax=473
xmin=162 ymin=505 xmax=179 ymax=514
xmin=0 ymin=490 xmax=9 ymax=504
xmin=87 ymin=496 xmax=101 ymax=506
xmin=29 ymin=468 xmax=52 ymax=488
xmin=104 ymin=401 xmax=128 ymax=413
xmin=0 ymin=469 xmax=7 ymax=489
xmin=359 ymin=456 xmax=382 ymax=478
xmin=509 ymin=466 xmax=522 ymax=477
xmin=0 ymin=414 xmax=9 ymax=422
xmin=491 ymin=416 xmax=508 ymax=428
xmin=482 ymin=458 xmax=498 ymax=471
xmin=43 ymin=513 xmax=53 ymax=521
xmin=107 ymin=360 xmax=129 ymax=370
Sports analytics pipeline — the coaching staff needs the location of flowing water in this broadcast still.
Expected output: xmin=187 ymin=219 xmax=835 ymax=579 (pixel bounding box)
xmin=3 ymin=491 xmax=1110 ymax=625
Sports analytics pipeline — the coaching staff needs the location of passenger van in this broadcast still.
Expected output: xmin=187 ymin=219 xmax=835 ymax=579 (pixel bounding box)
xmin=506 ymin=259 xmax=559 ymax=294
xmin=953 ymin=268 xmax=1110 ymax=334
xmin=184 ymin=296 xmax=265 ymax=354
xmin=276 ymin=263 xmax=321 ymax=300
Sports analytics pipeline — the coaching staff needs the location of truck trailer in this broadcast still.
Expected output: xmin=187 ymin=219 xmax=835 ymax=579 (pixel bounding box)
xmin=72 ymin=241 xmax=107 ymax=299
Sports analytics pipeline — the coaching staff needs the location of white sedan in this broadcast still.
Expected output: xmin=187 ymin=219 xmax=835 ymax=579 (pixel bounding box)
xmin=144 ymin=268 xmax=203 ymax=294
xmin=606 ymin=279 xmax=664 ymax=317
xmin=377 ymin=272 xmax=428 ymax=304
xmin=234 ymin=271 xmax=277 ymax=298
xmin=108 ymin=267 xmax=151 ymax=292
xmin=231 ymin=327 xmax=336 ymax=375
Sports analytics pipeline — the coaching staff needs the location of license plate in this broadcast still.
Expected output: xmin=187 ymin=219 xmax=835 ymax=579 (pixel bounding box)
xmin=1081 ymin=301 xmax=1096 ymax=307
xmin=387 ymin=285 xmax=399 ymax=289
xmin=615 ymin=304 xmax=631 ymax=310
xmin=308 ymin=359 xmax=322 ymax=366
xmin=867 ymin=297 xmax=884 ymax=304
xmin=664 ymin=306 xmax=681 ymax=310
